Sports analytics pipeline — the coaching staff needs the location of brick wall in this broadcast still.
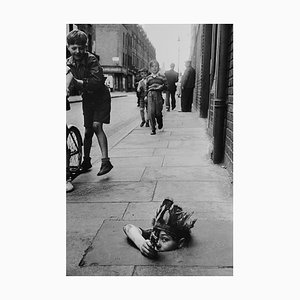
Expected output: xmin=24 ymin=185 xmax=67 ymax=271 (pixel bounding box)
xmin=224 ymin=27 xmax=233 ymax=175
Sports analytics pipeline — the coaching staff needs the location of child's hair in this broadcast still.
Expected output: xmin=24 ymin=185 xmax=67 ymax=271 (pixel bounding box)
xmin=149 ymin=59 xmax=159 ymax=68
xmin=67 ymin=29 xmax=88 ymax=46
xmin=151 ymin=198 xmax=197 ymax=242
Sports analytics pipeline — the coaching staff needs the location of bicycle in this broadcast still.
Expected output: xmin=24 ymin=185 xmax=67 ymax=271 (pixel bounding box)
xmin=66 ymin=97 xmax=83 ymax=177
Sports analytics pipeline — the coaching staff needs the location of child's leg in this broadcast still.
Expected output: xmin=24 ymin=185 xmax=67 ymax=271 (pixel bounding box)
xmin=93 ymin=121 xmax=113 ymax=176
xmin=93 ymin=122 xmax=108 ymax=159
xmin=165 ymin=91 xmax=171 ymax=111
xmin=147 ymin=96 xmax=156 ymax=133
xmin=156 ymin=96 xmax=164 ymax=129
xmin=140 ymin=108 xmax=145 ymax=121
xmin=83 ymin=126 xmax=94 ymax=159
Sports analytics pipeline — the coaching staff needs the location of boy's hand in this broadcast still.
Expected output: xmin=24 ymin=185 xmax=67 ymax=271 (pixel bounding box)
xmin=139 ymin=240 xmax=157 ymax=258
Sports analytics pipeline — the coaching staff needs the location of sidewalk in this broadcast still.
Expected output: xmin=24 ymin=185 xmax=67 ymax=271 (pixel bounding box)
xmin=66 ymin=107 xmax=233 ymax=276
xmin=68 ymin=91 xmax=128 ymax=103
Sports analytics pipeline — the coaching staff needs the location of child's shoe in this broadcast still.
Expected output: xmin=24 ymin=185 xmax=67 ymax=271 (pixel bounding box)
xmin=145 ymin=121 xmax=150 ymax=127
xmin=140 ymin=120 xmax=146 ymax=127
xmin=80 ymin=157 xmax=92 ymax=172
xmin=97 ymin=158 xmax=113 ymax=176
xmin=150 ymin=130 xmax=156 ymax=135
xmin=66 ymin=180 xmax=74 ymax=193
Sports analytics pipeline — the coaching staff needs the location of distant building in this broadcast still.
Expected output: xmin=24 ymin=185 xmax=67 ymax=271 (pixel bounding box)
xmin=66 ymin=24 xmax=156 ymax=92
xmin=94 ymin=24 xmax=156 ymax=91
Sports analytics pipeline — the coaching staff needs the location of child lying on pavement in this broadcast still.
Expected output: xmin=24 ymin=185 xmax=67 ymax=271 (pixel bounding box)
xmin=123 ymin=198 xmax=197 ymax=258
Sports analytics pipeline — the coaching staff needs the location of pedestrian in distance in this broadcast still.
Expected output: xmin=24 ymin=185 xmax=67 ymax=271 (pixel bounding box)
xmin=145 ymin=60 xmax=168 ymax=135
xmin=164 ymin=63 xmax=179 ymax=111
xmin=66 ymin=29 xmax=113 ymax=176
xmin=181 ymin=60 xmax=196 ymax=112
xmin=123 ymin=198 xmax=197 ymax=259
xmin=137 ymin=68 xmax=150 ymax=127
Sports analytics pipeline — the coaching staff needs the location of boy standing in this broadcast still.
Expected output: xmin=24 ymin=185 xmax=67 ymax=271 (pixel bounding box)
xmin=145 ymin=60 xmax=167 ymax=135
xmin=137 ymin=68 xmax=149 ymax=127
xmin=66 ymin=29 xmax=113 ymax=176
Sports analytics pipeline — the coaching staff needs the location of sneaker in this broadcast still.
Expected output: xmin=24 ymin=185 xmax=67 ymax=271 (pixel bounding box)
xmin=140 ymin=120 xmax=146 ymax=127
xmin=145 ymin=121 xmax=150 ymax=127
xmin=150 ymin=130 xmax=156 ymax=135
xmin=80 ymin=158 xmax=92 ymax=172
xmin=158 ymin=122 xmax=163 ymax=130
xmin=97 ymin=160 xmax=113 ymax=176
xmin=66 ymin=180 xmax=74 ymax=193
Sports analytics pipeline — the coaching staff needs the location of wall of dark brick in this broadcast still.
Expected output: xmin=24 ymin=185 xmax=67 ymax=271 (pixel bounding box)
xmin=224 ymin=27 xmax=233 ymax=176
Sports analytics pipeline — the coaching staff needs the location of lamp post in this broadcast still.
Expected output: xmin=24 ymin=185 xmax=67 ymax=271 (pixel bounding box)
xmin=177 ymin=36 xmax=180 ymax=74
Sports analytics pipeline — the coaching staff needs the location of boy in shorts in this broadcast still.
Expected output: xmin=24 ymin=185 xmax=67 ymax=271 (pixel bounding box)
xmin=137 ymin=68 xmax=149 ymax=127
xmin=123 ymin=198 xmax=197 ymax=258
xmin=66 ymin=29 xmax=113 ymax=176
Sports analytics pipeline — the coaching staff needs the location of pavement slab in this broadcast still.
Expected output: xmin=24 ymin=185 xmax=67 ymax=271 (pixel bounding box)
xmin=73 ymin=166 xmax=145 ymax=182
xmin=141 ymin=166 xmax=230 ymax=182
xmin=133 ymin=266 xmax=233 ymax=276
xmin=67 ymin=181 xmax=156 ymax=203
xmin=79 ymin=220 xmax=233 ymax=269
xmin=153 ymin=147 xmax=210 ymax=158
xmin=168 ymin=140 xmax=211 ymax=148
xmin=67 ymin=203 xmax=128 ymax=232
xmin=67 ymin=265 xmax=135 ymax=276
xmin=153 ymin=181 xmax=232 ymax=202
xmin=114 ymin=137 xmax=169 ymax=149
xmin=109 ymin=148 xmax=155 ymax=157
xmin=162 ymin=155 xmax=212 ymax=166
xmin=123 ymin=201 xmax=232 ymax=221
xmin=108 ymin=156 xmax=163 ymax=167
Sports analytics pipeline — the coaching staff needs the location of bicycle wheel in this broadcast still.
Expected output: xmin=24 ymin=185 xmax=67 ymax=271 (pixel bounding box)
xmin=66 ymin=125 xmax=83 ymax=174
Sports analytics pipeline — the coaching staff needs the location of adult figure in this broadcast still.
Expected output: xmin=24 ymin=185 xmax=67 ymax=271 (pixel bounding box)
xmin=181 ymin=60 xmax=196 ymax=112
xmin=164 ymin=63 xmax=179 ymax=111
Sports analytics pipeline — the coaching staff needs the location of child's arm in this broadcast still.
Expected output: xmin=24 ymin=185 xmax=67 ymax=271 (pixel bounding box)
xmin=123 ymin=224 xmax=157 ymax=258
xmin=73 ymin=55 xmax=105 ymax=92
xmin=66 ymin=66 xmax=73 ymax=96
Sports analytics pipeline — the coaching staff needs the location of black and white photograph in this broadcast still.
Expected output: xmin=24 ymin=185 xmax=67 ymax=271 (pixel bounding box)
xmin=66 ymin=24 xmax=233 ymax=276
xmin=3 ymin=0 xmax=300 ymax=298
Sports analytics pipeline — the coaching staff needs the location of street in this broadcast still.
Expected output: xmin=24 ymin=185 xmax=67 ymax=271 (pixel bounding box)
xmin=66 ymin=96 xmax=233 ymax=276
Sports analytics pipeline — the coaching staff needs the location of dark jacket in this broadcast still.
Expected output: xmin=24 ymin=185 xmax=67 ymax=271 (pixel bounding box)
xmin=181 ymin=66 xmax=196 ymax=89
xmin=66 ymin=52 xmax=108 ymax=102
xmin=164 ymin=69 xmax=179 ymax=91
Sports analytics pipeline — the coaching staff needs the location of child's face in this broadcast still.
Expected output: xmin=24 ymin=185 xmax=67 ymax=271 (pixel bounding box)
xmin=155 ymin=231 xmax=178 ymax=252
xmin=141 ymin=71 xmax=147 ymax=78
xmin=150 ymin=63 xmax=159 ymax=75
xmin=68 ymin=44 xmax=86 ymax=61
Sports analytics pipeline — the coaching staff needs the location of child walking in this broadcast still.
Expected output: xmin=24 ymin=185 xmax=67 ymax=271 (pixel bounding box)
xmin=66 ymin=29 xmax=113 ymax=176
xmin=145 ymin=60 xmax=167 ymax=135
xmin=137 ymin=68 xmax=149 ymax=127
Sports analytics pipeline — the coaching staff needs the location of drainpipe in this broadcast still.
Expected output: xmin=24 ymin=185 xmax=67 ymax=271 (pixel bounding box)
xmin=199 ymin=24 xmax=212 ymax=118
xmin=213 ymin=24 xmax=231 ymax=164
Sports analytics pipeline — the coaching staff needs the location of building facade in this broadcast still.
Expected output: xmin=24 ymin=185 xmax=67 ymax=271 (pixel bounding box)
xmin=190 ymin=24 xmax=233 ymax=176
